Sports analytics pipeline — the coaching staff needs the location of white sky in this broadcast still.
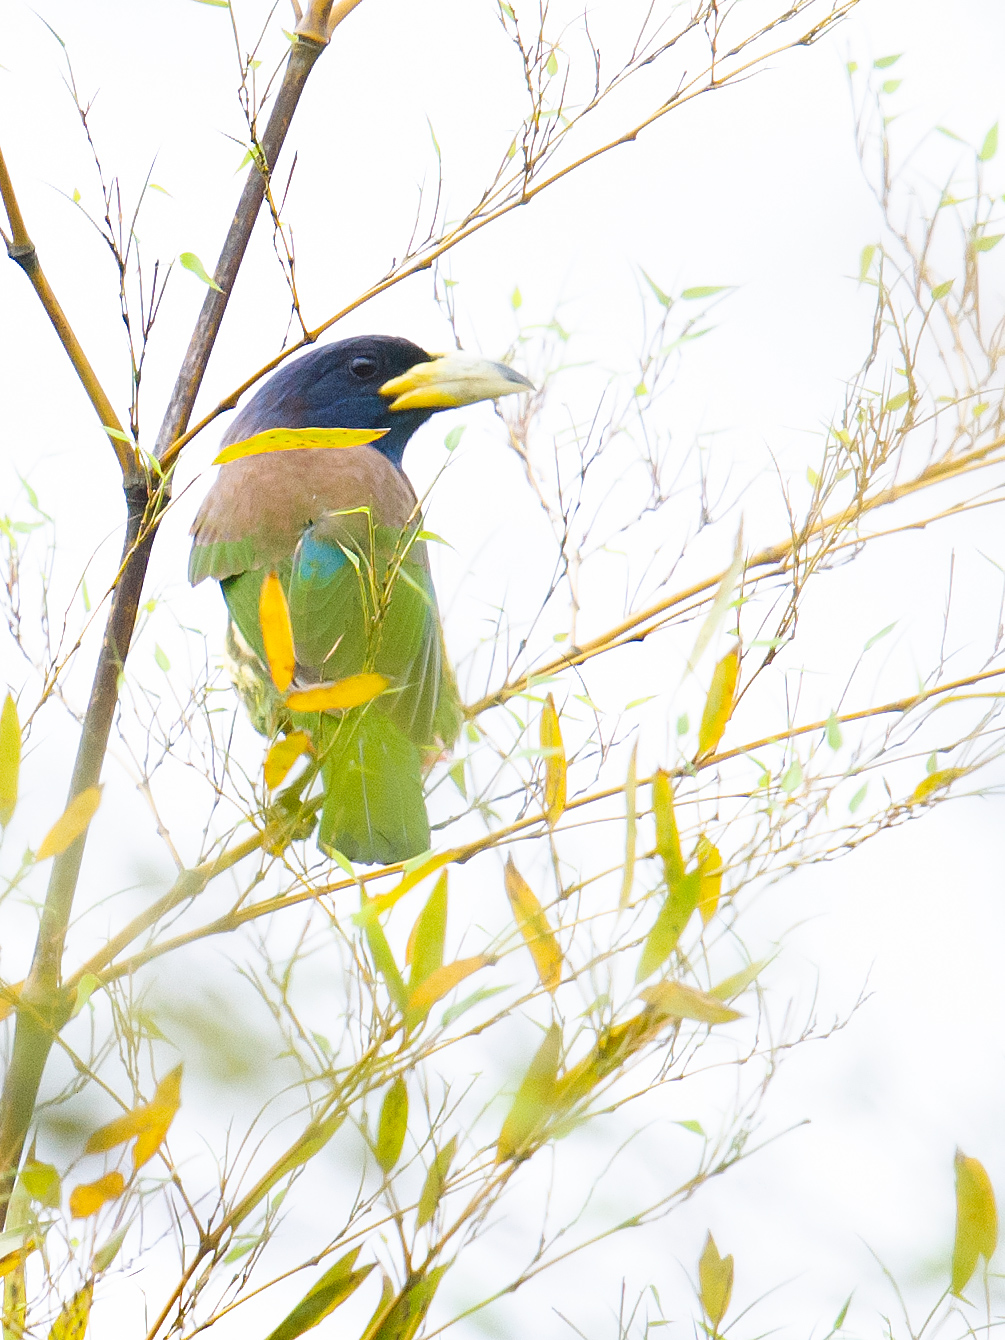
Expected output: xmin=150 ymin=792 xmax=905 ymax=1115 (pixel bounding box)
xmin=1 ymin=1 xmax=1004 ymax=1338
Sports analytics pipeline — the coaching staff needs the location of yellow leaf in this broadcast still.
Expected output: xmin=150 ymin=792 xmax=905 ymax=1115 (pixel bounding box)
xmin=504 ymin=856 xmax=563 ymax=993
xmin=640 ymin=980 xmax=742 ymax=1025
xmin=540 ymin=693 xmax=566 ymax=826
xmin=911 ymin=767 xmax=968 ymax=805
xmin=652 ymin=770 xmax=685 ymax=886
xmin=36 ymin=786 xmax=102 ymax=861
xmin=85 ymin=1065 xmax=182 ymax=1171
xmin=286 ymin=673 xmax=388 ymax=712
xmin=0 ymin=980 xmax=22 ymax=1023
xmin=695 ymin=835 xmax=723 ymax=924
xmin=69 ymin=1172 xmax=125 ymax=1219
xmin=0 ymin=693 xmax=20 ymax=826
xmin=0 ymin=1231 xmax=38 ymax=1279
xmin=264 ymin=730 xmax=313 ymax=789
xmin=407 ymin=956 xmax=490 ymax=1016
xmin=952 ymin=1150 xmax=998 ymax=1296
xmin=212 ymin=426 xmax=388 ymax=465
xmin=697 ymin=646 xmax=740 ymax=758
xmin=698 ymin=1232 xmax=734 ymax=1329
xmin=48 ymin=1281 xmax=92 ymax=1340
xmin=619 ymin=742 xmax=637 ymax=909
xmin=259 ymin=571 xmax=296 ymax=693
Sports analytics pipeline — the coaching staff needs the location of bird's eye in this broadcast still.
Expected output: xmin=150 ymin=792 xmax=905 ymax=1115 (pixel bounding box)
xmin=349 ymin=356 xmax=379 ymax=380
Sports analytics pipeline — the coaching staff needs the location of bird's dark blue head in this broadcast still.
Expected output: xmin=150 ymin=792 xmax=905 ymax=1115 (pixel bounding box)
xmin=218 ymin=335 xmax=533 ymax=470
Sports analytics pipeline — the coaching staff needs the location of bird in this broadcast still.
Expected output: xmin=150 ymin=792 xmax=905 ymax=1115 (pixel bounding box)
xmin=189 ymin=334 xmax=533 ymax=865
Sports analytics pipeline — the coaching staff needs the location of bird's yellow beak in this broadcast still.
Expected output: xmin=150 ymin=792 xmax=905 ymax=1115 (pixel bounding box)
xmin=379 ymin=352 xmax=534 ymax=412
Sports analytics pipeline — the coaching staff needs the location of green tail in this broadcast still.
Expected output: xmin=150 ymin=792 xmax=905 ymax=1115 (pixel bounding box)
xmin=316 ymin=708 xmax=429 ymax=865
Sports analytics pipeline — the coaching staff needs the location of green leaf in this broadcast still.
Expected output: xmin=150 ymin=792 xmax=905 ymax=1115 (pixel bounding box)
xmin=375 ymin=1078 xmax=408 ymax=1173
xmin=640 ymin=268 xmax=672 ymax=308
xmin=936 ymin=125 xmax=967 ymax=143
xmin=444 ymin=424 xmax=466 ymax=452
xmin=931 ymin=279 xmax=954 ymax=300
xmin=497 ymin=1024 xmax=561 ymax=1162
xmin=806 ymin=466 xmax=820 ymax=487
xmin=93 ymin=1226 xmax=128 ymax=1273
xmin=103 ymin=425 xmax=133 ymax=443
xmin=858 ymin=244 xmax=876 ymax=281
xmin=825 ymin=712 xmax=843 ymax=750
xmin=441 ymin=984 xmax=509 ymax=1026
xmin=511 ymin=285 xmax=522 ymax=310
xmin=848 ymin=782 xmax=868 ymax=813
xmin=881 ymin=79 xmax=901 ymax=94
xmin=978 ymin=123 xmax=998 ymax=162
xmin=416 ymin=1135 xmax=457 ymax=1227
xmin=546 ymin=50 xmax=558 ymax=76
xmin=873 ymin=53 xmax=902 ymax=69
xmin=864 ymin=622 xmax=896 ymax=650
xmin=191 ymin=0 xmax=230 ymax=6
xmin=154 ymin=644 xmax=170 ymax=672
xmin=709 ymin=959 xmax=769 ymax=1001
xmin=883 ymin=390 xmax=910 ymax=413
xmin=408 ymin=873 xmax=447 ymax=992
xmin=19 ymin=1161 xmax=60 ymax=1208
xmin=179 ymin=252 xmax=224 ymax=291
xmin=641 ymin=980 xmax=741 ymax=1025
xmin=0 ymin=694 xmax=20 ymax=826
xmin=846 ymin=61 xmax=858 ymax=75
xmin=681 ymin=285 xmax=727 ymax=300
xmin=780 ymin=759 xmax=802 ymax=793
xmin=361 ymin=909 xmax=409 ymax=1013
xmin=951 ymin=1150 xmax=998 ymax=1297
xmin=71 ymin=972 xmax=103 ymax=1018
xmin=831 ymin=1293 xmax=853 ymax=1332
xmin=148 ymin=183 xmax=171 ymax=196
xmin=636 ymin=871 xmax=702 ymax=982
xmin=974 ymin=233 xmax=1004 ymax=252
xmin=676 ymin=713 xmax=689 ymax=736
xmin=263 ymin=1249 xmax=375 ymax=1340
xmin=676 ymin=1119 xmax=705 ymax=1135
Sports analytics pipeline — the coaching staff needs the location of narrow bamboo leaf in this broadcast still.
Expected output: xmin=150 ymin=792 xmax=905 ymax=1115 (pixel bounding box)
xmin=375 ymin=1078 xmax=408 ymax=1173
xmin=636 ymin=872 xmax=703 ymax=982
xmin=408 ymin=957 xmax=490 ymax=1017
xmin=883 ymin=390 xmax=909 ymax=413
xmin=364 ymin=1266 xmax=446 ymax=1340
xmin=0 ymin=694 xmax=20 ymax=826
xmin=708 ymin=959 xmax=768 ymax=1001
xmin=19 ymin=1160 xmax=60 ymax=1208
xmin=640 ymin=268 xmax=672 ymax=308
xmin=695 ymin=835 xmax=723 ymax=925
xmin=36 ymin=786 xmax=102 ymax=861
xmin=685 ymin=522 xmax=744 ymax=675
xmin=441 ymin=983 xmax=510 ymax=1026
xmin=859 ymin=244 xmax=876 ymax=281
xmin=264 ymin=731 xmax=313 ymax=789
xmin=641 ymin=980 xmax=742 ymax=1025
xmin=229 ymin=1112 xmax=344 ymax=1232
xmin=873 ymin=52 xmax=901 ymax=68
xmin=263 ymin=1248 xmax=374 ymax=1340
xmin=931 ymin=279 xmax=954 ymax=300
xmin=697 ymin=648 xmax=740 ymax=758
xmin=179 ymin=251 xmax=223 ymax=290
xmin=85 ymin=1064 xmax=182 ymax=1170
xmin=0 ymin=1229 xmax=38 ymax=1279
xmin=71 ymin=972 xmax=102 ymax=1018
xmin=504 ymin=856 xmax=562 ymax=992
xmin=286 ymin=673 xmax=388 ymax=712
xmin=979 ymin=123 xmax=998 ymax=161
xmin=372 ymin=848 xmax=459 ymax=915
xmin=407 ymin=872 xmax=448 ymax=987
xmin=652 ymin=770 xmax=685 ymax=886
xmin=698 ymin=1232 xmax=734 ymax=1329
xmin=497 ymin=1024 xmax=561 ymax=1162
xmin=952 ymin=1150 xmax=998 ymax=1297
xmin=825 ymin=712 xmax=843 ymax=750
xmin=47 ymin=1282 xmax=92 ymax=1340
xmin=910 ymin=767 xmax=967 ymax=804
xmin=69 ymin=1172 xmax=125 ymax=1219
xmin=540 ymin=694 xmax=567 ymax=826
xmin=361 ymin=907 xmax=409 ymax=1013
xmin=93 ymin=1226 xmax=128 ymax=1273
xmin=259 ymin=571 xmax=296 ymax=693
xmin=619 ymin=742 xmax=638 ymax=909
xmin=212 ymin=426 xmax=388 ymax=466
xmin=681 ymin=285 xmax=727 ymax=300
xmin=416 ymin=1135 xmax=457 ymax=1227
